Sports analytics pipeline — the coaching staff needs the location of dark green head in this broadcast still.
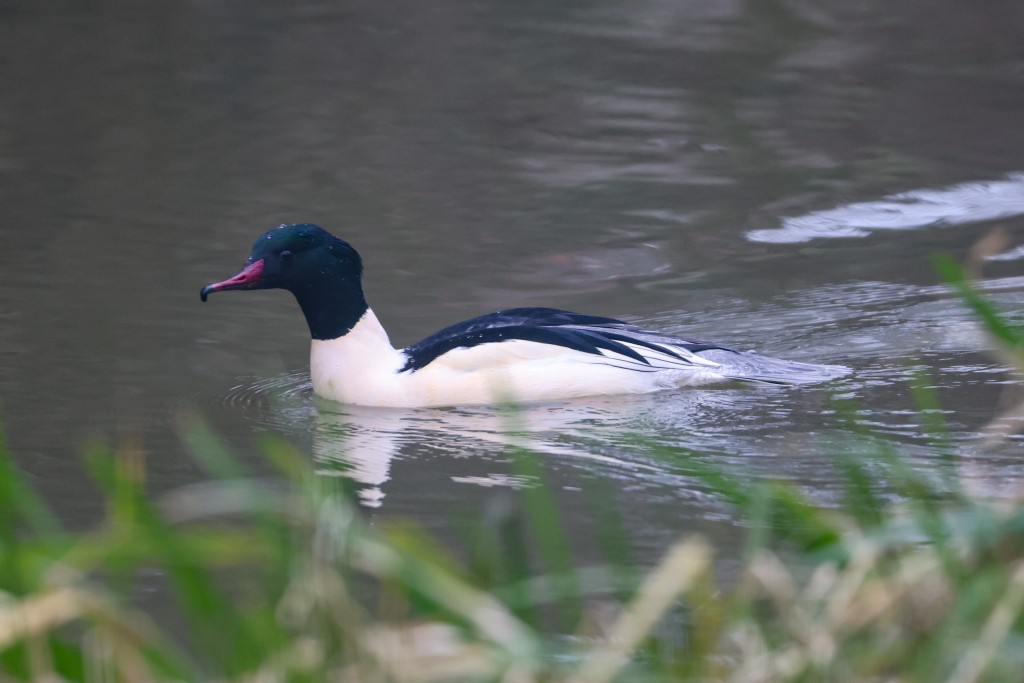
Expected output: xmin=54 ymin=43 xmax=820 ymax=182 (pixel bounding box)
xmin=201 ymin=224 xmax=368 ymax=340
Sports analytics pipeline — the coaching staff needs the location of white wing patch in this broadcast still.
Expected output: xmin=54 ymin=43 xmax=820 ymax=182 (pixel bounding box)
xmin=429 ymin=338 xmax=598 ymax=373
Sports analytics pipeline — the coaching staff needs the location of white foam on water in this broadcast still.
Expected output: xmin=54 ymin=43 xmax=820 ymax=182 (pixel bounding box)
xmin=747 ymin=173 xmax=1024 ymax=244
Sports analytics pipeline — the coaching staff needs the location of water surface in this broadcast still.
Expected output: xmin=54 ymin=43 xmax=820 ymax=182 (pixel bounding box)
xmin=2 ymin=0 xmax=1024 ymax=570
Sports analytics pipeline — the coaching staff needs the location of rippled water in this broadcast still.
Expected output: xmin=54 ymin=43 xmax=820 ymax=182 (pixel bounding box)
xmin=2 ymin=0 xmax=1024 ymax=568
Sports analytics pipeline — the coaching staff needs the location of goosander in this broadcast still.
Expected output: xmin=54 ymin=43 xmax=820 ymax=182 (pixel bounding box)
xmin=201 ymin=224 xmax=845 ymax=407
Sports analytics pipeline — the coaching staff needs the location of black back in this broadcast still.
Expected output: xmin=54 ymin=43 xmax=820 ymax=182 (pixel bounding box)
xmin=400 ymin=307 xmax=733 ymax=372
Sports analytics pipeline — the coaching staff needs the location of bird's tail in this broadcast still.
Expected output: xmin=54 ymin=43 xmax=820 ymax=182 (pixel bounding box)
xmin=696 ymin=349 xmax=851 ymax=386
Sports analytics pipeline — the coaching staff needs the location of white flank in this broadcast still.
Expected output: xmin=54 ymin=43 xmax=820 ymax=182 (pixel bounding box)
xmin=309 ymin=309 xmax=733 ymax=408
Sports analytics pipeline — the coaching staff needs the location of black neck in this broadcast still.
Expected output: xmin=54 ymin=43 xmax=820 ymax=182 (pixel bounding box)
xmin=290 ymin=270 xmax=369 ymax=341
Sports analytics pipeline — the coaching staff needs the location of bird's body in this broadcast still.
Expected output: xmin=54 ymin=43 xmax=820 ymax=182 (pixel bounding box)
xmin=309 ymin=308 xmax=736 ymax=407
xmin=201 ymin=224 xmax=846 ymax=407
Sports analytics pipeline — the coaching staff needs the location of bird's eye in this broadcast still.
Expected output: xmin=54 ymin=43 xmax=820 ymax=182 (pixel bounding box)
xmin=280 ymin=250 xmax=292 ymax=262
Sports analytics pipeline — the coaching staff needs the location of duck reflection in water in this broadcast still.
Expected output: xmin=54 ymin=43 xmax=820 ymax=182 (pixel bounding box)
xmin=307 ymin=390 xmax=738 ymax=510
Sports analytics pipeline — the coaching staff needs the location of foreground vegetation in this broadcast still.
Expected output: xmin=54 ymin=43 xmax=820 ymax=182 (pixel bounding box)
xmin=2 ymin=255 xmax=1024 ymax=682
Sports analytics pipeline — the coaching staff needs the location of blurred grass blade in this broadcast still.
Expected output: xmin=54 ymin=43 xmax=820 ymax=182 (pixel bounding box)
xmin=933 ymin=253 xmax=1023 ymax=352
xmin=947 ymin=562 xmax=1024 ymax=683
xmin=178 ymin=412 xmax=249 ymax=480
xmin=0 ymin=419 xmax=62 ymax=540
xmin=583 ymin=474 xmax=636 ymax=602
xmin=508 ymin=443 xmax=581 ymax=627
xmin=0 ymin=588 xmax=86 ymax=649
xmin=571 ymin=536 xmax=711 ymax=683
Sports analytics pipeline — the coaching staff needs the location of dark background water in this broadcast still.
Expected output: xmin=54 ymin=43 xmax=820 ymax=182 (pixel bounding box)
xmin=2 ymin=0 xmax=1024 ymax=570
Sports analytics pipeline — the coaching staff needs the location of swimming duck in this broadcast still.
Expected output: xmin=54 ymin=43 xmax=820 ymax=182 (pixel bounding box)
xmin=201 ymin=224 xmax=844 ymax=407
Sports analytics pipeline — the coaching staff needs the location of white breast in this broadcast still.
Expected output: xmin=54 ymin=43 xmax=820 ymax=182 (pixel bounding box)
xmin=310 ymin=309 xmax=409 ymax=406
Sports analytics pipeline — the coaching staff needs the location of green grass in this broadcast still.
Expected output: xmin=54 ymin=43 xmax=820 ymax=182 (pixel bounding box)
xmin=2 ymin=255 xmax=1024 ymax=681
